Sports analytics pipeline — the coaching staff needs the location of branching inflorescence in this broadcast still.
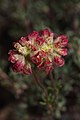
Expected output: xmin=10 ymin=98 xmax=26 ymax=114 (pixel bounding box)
xmin=8 ymin=29 xmax=68 ymax=74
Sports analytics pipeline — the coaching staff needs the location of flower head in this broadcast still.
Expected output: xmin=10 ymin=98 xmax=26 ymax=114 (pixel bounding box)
xmin=8 ymin=29 xmax=68 ymax=74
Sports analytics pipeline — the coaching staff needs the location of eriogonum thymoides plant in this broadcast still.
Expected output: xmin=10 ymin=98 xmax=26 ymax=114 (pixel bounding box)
xmin=8 ymin=29 xmax=68 ymax=74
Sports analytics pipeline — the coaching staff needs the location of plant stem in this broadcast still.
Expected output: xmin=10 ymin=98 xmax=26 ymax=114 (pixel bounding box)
xmin=49 ymin=70 xmax=54 ymax=88
xmin=32 ymin=70 xmax=48 ymax=101
xmin=49 ymin=70 xmax=58 ymax=97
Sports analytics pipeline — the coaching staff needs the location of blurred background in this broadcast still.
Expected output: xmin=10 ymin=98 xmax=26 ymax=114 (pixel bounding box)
xmin=0 ymin=0 xmax=80 ymax=120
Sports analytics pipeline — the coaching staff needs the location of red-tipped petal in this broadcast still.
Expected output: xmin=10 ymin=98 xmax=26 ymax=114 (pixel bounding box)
xmin=23 ymin=63 xmax=32 ymax=74
xmin=54 ymin=35 xmax=68 ymax=48
xmin=12 ymin=60 xmax=24 ymax=73
xmin=41 ymin=29 xmax=50 ymax=37
xmin=36 ymin=36 xmax=45 ymax=45
xmin=54 ymin=56 xmax=65 ymax=67
xmin=57 ymin=48 xmax=68 ymax=56
xmin=19 ymin=37 xmax=27 ymax=46
xmin=46 ymin=66 xmax=53 ymax=74
xmin=28 ymin=31 xmax=38 ymax=40
xmin=41 ymin=28 xmax=54 ymax=37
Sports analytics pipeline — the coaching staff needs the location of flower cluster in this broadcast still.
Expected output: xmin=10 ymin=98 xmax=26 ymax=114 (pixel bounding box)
xmin=8 ymin=29 xmax=68 ymax=74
